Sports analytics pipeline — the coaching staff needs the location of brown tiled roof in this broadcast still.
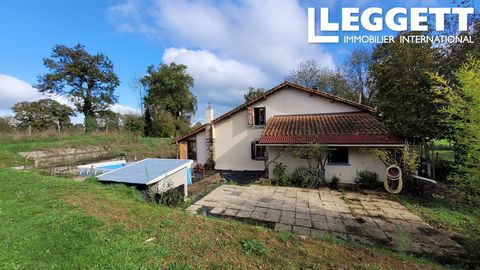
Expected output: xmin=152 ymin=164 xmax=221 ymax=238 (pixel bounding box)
xmin=258 ymin=112 xmax=404 ymax=145
xmin=173 ymin=81 xmax=375 ymax=143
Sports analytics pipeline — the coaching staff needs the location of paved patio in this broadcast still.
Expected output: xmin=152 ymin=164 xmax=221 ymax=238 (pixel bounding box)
xmin=186 ymin=185 xmax=464 ymax=259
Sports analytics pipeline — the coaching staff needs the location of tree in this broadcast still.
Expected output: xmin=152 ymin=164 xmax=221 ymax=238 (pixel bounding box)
xmin=12 ymin=99 xmax=75 ymax=134
xmin=285 ymin=59 xmax=323 ymax=88
xmin=343 ymin=48 xmax=374 ymax=104
xmin=370 ymin=33 xmax=448 ymax=140
xmin=370 ymin=32 xmax=448 ymax=177
xmin=151 ymin=111 xmax=176 ymax=137
xmin=0 ymin=117 xmax=14 ymax=133
xmin=122 ymin=113 xmax=144 ymax=133
xmin=439 ymin=21 xmax=480 ymax=83
xmin=317 ymin=68 xmax=356 ymax=101
xmin=244 ymin=87 xmax=265 ymax=103
xmin=286 ymin=60 xmax=356 ymax=101
xmin=36 ymin=44 xmax=120 ymax=132
xmin=96 ymin=110 xmax=120 ymax=132
xmin=431 ymin=57 xmax=480 ymax=203
xmin=141 ymin=63 xmax=197 ymax=137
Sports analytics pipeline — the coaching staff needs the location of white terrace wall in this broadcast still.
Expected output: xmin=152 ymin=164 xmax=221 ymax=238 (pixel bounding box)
xmin=150 ymin=167 xmax=188 ymax=195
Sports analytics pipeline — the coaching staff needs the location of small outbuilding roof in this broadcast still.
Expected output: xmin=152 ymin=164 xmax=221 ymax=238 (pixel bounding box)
xmin=258 ymin=112 xmax=404 ymax=146
xmin=97 ymin=158 xmax=193 ymax=185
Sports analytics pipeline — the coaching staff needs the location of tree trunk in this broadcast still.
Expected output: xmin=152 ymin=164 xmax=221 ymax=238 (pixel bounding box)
xmin=422 ymin=138 xmax=432 ymax=178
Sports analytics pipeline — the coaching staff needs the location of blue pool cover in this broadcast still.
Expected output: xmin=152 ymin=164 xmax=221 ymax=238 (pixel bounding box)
xmin=97 ymin=164 xmax=125 ymax=170
xmin=97 ymin=158 xmax=192 ymax=185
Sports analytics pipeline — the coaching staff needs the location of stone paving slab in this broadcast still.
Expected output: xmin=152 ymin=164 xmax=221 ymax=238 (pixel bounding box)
xmin=186 ymin=185 xmax=465 ymax=259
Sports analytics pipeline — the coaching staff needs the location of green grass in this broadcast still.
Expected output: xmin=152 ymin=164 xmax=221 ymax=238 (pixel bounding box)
xmin=0 ymin=132 xmax=175 ymax=168
xmin=241 ymin=239 xmax=266 ymax=255
xmin=395 ymin=195 xmax=480 ymax=261
xmin=0 ymin=169 xmax=446 ymax=269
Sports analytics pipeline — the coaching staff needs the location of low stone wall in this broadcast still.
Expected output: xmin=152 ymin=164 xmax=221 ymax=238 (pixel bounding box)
xmin=189 ymin=173 xmax=224 ymax=195
xmin=18 ymin=146 xmax=111 ymax=167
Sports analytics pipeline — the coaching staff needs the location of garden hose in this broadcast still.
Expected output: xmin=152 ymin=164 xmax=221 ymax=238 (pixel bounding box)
xmin=384 ymin=165 xmax=403 ymax=194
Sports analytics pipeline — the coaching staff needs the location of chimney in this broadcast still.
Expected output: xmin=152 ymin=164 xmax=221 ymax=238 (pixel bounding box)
xmin=205 ymin=102 xmax=214 ymax=123
xmin=204 ymin=102 xmax=215 ymax=170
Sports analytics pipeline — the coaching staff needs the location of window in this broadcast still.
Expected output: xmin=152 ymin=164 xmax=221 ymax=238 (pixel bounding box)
xmin=254 ymin=107 xmax=266 ymax=126
xmin=251 ymin=141 xmax=266 ymax=160
xmin=187 ymin=140 xmax=197 ymax=160
xmin=328 ymin=147 xmax=349 ymax=164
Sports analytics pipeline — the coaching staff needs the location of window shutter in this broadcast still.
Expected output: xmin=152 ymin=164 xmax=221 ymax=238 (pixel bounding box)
xmin=251 ymin=141 xmax=256 ymax=159
xmin=247 ymin=107 xmax=254 ymax=127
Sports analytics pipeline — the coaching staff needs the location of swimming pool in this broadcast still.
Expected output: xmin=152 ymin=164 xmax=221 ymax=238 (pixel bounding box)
xmin=77 ymin=160 xmax=127 ymax=176
xmin=97 ymin=164 xmax=125 ymax=170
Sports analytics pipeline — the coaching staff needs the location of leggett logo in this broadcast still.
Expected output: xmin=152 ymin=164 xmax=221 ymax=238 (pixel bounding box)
xmin=308 ymin=7 xmax=475 ymax=44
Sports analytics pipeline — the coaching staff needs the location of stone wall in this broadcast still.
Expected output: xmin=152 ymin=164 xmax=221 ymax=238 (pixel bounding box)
xmin=18 ymin=146 xmax=111 ymax=167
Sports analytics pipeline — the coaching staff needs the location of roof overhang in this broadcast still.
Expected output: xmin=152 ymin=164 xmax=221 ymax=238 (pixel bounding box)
xmin=257 ymin=143 xmax=404 ymax=148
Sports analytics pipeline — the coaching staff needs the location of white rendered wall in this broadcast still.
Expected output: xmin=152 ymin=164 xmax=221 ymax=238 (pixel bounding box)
xmin=210 ymin=87 xmax=362 ymax=171
xmin=267 ymin=147 xmax=387 ymax=184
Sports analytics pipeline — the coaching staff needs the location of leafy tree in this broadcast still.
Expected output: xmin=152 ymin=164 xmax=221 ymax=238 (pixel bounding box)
xmin=122 ymin=113 xmax=144 ymax=133
xmin=96 ymin=110 xmax=120 ymax=132
xmin=370 ymin=33 xmax=448 ymax=141
xmin=12 ymin=99 xmax=75 ymax=134
xmin=191 ymin=122 xmax=202 ymax=129
xmin=439 ymin=21 xmax=480 ymax=82
xmin=343 ymin=48 xmax=374 ymax=104
xmin=141 ymin=63 xmax=197 ymax=137
xmin=370 ymin=33 xmax=450 ymax=177
xmin=0 ymin=117 xmax=14 ymax=132
xmin=431 ymin=57 xmax=480 ymax=203
xmin=244 ymin=87 xmax=265 ymax=103
xmin=317 ymin=68 xmax=356 ymax=101
xmin=36 ymin=44 xmax=120 ymax=132
xmin=151 ymin=111 xmax=176 ymax=137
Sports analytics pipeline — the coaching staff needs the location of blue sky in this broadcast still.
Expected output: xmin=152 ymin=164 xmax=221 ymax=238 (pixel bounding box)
xmin=0 ymin=0 xmax=476 ymax=123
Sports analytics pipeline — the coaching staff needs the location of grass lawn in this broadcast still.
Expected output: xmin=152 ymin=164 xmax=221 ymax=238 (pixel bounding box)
xmin=0 ymin=132 xmax=176 ymax=168
xmin=0 ymin=169 xmax=446 ymax=269
xmin=395 ymin=195 xmax=480 ymax=262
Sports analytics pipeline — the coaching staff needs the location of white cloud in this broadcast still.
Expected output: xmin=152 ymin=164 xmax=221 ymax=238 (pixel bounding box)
xmin=0 ymin=74 xmax=43 ymax=110
xmin=107 ymin=0 xmax=335 ymax=86
xmin=162 ymin=48 xmax=268 ymax=106
xmin=108 ymin=0 xmax=336 ymax=120
xmin=110 ymin=104 xmax=140 ymax=115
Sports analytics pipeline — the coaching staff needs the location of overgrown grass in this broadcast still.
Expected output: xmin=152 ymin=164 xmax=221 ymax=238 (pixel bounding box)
xmin=0 ymin=132 xmax=175 ymax=168
xmin=0 ymin=169 xmax=446 ymax=269
xmin=395 ymin=195 xmax=480 ymax=261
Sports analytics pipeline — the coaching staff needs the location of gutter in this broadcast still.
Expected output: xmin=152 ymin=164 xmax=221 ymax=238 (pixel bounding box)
xmin=256 ymin=144 xmax=405 ymax=147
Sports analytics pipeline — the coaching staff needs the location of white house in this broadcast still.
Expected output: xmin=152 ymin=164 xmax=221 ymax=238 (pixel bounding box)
xmin=174 ymin=81 xmax=404 ymax=184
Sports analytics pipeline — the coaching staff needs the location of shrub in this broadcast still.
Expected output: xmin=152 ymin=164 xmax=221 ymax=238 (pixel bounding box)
xmin=330 ymin=176 xmax=340 ymax=189
xmin=156 ymin=188 xmax=184 ymax=207
xmin=272 ymin=162 xmax=291 ymax=186
xmin=291 ymin=166 xmax=323 ymax=188
xmin=354 ymin=170 xmax=382 ymax=190
xmin=241 ymin=239 xmax=266 ymax=255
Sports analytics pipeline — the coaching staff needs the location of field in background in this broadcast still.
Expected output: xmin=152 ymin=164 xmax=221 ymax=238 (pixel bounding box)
xmin=0 ymin=132 xmax=176 ymax=168
xmin=0 ymin=169 xmax=444 ymax=269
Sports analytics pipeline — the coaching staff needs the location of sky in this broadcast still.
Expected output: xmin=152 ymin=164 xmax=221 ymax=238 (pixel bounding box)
xmin=0 ymin=0 xmax=476 ymax=124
